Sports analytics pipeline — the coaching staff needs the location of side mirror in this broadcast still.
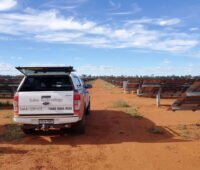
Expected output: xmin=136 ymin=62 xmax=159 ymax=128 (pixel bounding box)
xmin=84 ymin=84 xmax=93 ymax=89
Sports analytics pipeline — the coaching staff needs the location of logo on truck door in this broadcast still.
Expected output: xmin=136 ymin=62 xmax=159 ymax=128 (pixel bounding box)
xmin=41 ymin=95 xmax=63 ymax=103
xmin=41 ymin=96 xmax=51 ymax=105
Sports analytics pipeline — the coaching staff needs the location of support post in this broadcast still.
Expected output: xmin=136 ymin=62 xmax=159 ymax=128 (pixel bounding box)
xmin=156 ymin=88 xmax=161 ymax=107
xmin=123 ymin=81 xmax=128 ymax=93
xmin=137 ymin=88 xmax=140 ymax=96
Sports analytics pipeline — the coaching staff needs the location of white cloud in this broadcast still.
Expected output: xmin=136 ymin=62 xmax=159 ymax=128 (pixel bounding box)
xmin=131 ymin=3 xmax=142 ymax=14
xmin=10 ymin=56 xmax=22 ymax=60
xmin=108 ymin=0 xmax=120 ymax=10
xmin=125 ymin=18 xmax=153 ymax=25
xmin=76 ymin=64 xmax=200 ymax=76
xmin=190 ymin=27 xmax=199 ymax=31
xmin=188 ymin=51 xmax=200 ymax=58
xmin=126 ymin=18 xmax=181 ymax=26
xmin=108 ymin=2 xmax=141 ymax=15
xmin=77 ymin=65 xmax=122 ymax=75
xmin=0 ymin=10 xmax=95 ymax=32
xmin=109 ymin=0 xmax=116 ymax=7
xmin=108 ymin=11 xmax=133 ymax=15
xmin=1 ymin=61 xmax=200 ymax=76
xmin=8 ymin=62 xmax=198 ymax=76
xmin=0 ymin=9 xmax=198 ymax=53
xmin=158 ymin=18 xmax=180 ymax=26
xmin=0 ymin=0 xmax=17 ymax=11
xmin=42 ymin=0 xmax=88 ymax=10
xmin=0 ymin=62 xmax=17 ymax=75
xmin=151 ymin=39 xmax=198 ymax=53
xmin=162 ymin=59 xmax=171 ymax=65
xmin=35 ymin=32 xmax=83 ymax=42
xmin=74 ymin=57 xmax=83 ymax=61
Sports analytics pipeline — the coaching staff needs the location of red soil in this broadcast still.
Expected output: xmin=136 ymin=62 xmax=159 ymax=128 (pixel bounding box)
xmin=0 ymin=79 xmax=200 ymax=170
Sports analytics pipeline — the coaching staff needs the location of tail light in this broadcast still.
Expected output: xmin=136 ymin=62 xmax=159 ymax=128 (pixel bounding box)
xmin=13 ymin=94 xmax=19 ymax=116
xmin=74 ymin=92 xmax=81 ymax=116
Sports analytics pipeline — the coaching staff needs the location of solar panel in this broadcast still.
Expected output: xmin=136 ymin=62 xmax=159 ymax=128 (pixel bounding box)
xmin=0 ymin=76 xmax=22 ymax=98
xmin=104 ymin=77 xmax=197 ymax=107
xmin=137 ymin=78 xmax=194 ymax=98
xmin=172 ymin=81 xmax=200 ymax=111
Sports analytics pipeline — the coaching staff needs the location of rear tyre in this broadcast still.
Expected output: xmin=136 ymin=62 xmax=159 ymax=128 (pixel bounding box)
xmin=86 ymin=102 xmax=91 ymax=115
xmin=71 ymin=114 xmax=86 ymax=134
xmin=21 ymin=125 xmax=35 ymax=135
xmin=60 ymin=127 xmax=70 ymax=135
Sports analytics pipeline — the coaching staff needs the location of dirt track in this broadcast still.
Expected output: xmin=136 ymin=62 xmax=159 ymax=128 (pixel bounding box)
xmin=0 ymin=79 xmax=200 ymax=170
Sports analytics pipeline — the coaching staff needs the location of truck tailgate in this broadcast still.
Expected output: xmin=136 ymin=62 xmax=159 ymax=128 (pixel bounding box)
xmin=18 ymin=91 xmax=74 ymax=115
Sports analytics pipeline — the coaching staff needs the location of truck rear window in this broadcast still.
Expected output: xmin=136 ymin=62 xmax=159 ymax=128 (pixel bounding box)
xmin=19 ymin=76 xmax=74 ymax=91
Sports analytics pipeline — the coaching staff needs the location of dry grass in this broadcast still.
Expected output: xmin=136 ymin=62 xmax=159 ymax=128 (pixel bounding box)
xmin=177 ymin=124 xmax=187 ymax=130
xmin=0 ymin=124 xmax=24 ymax=141
xmin=174 ymin=124 xmax=200 ymax=140
xmin=3 ymin=114 xmax=12 ymax=119
xmin=113 ymin=100 xmax=130 ymax=108
xmin=103 ymin=82 xmax=115 ymax=90
xmin=125 ymin=107 xmax=143 ymax=119
xmin=0 ymin=101 xmax=12 ymax=107
xmin=0 ymin=111 xmax=13 ymax=121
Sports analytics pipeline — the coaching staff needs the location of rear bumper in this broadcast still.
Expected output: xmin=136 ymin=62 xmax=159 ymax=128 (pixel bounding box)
xmin=13 ymin=115 xmax=81 ymax=125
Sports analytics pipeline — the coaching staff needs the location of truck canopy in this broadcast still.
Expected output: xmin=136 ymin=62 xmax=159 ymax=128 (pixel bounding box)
xmin=16 ymin=66 xmax=75 ymax=76
xmin=19 ymin=76 xmax=74 ymax=91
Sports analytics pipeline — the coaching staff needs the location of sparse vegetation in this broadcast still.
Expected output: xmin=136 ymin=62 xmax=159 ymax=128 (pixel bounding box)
xmin=103 ymin=82 xmax=115 ymax=90
xmin=3 ymin=114 xmax=12 ymax=119
xmin=177 ymin=124 xmax=187 ymax=130
xmin=110 ymin=91 xmax=121 ymax=94
xmin=125 ymin=107 xmax=143 ymax=119
xmin=148 ymin=127 xmax=164 ymax=134
xmin=0 ymin=111 xmax=13 ymax=121
xmin=175 ymin=124 xmax=200 ymax=139
xmin=0 ymin=101 xmax=12 ymax=107
xmin=113 ymin=100 xmax=130 ymax=108
xmin=181 ymin=131 xmax=190 ymax=139
xmin=0 ymin=124 xmax=24 ymax=141
xmin=85 ymin=80 xmax=95 ymax=85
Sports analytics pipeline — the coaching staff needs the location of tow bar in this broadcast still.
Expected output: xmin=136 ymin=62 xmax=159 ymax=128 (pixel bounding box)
xmin=41 ymin=124 xmax=48 ymax=131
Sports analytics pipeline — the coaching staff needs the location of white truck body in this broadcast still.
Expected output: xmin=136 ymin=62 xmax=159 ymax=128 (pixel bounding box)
xmin=18 ymin=91 xmax=74 ymax=115
xmin=13 ymin=66 xmax=92 ymax=133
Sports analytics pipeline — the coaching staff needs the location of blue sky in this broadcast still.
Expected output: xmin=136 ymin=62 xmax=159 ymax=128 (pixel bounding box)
xmin=0 ymin=0 xmax=200 ymax=76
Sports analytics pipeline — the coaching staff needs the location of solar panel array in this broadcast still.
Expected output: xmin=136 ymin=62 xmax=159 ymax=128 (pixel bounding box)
xmin=0 ymin=76 xmax=22 ymax=98
xmin=1 ymin=75 xmax=200 ymax=111
xmin=103 ymin=76 xmax=200 ymax=110
xmin=138 ymin=78 xmax=194 ymax=98
xmin=172 ymin=81 xmax=200 ymax=111
xmin=104 ymin=77 xmax=195 ymax=97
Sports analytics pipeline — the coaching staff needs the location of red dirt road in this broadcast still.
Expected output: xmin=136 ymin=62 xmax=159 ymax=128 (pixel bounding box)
xmin=0 ymin=79 xmax=200 ymax=170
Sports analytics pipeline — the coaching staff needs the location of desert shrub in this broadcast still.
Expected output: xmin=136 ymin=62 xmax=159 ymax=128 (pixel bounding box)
xmin=125 ymin=108 xmax=143 ymax=119
xmin=0 ymin=124 xmax=24 ymax=140
xmin=0 ymin=101 xmax=12 ymax=107
xmin=113 ymin=100 xmax=130 ymax=108
xmin=177 ymin=124 xmax=187 ymax=130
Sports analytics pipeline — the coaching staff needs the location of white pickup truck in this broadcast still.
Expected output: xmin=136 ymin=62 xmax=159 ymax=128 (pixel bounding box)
xmin=13 ymin=66 xmax=92 ymax=134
